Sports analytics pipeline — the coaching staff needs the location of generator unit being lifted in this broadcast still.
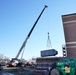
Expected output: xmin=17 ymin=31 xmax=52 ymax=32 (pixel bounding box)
xmin=41 ymin=49 xmax=58 ymax=57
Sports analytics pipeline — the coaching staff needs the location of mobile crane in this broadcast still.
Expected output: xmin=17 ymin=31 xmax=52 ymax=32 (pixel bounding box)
xmin=8 ymin=5 xmax=48 ymax=67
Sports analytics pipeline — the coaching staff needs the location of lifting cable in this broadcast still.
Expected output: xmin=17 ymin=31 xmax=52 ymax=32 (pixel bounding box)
xmin=46 ymin=7 xmax=52 ymax=49
xmin=47 ymin=32 xmax=52 ymax=48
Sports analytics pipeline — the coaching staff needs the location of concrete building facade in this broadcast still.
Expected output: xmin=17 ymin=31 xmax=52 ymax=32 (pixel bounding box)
xmin=62 ymin=13 xmax=76 ymax=58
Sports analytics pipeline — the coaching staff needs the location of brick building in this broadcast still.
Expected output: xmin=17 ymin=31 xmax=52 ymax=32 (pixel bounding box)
xmin=62 ymin=13 xmax=76 ymax=58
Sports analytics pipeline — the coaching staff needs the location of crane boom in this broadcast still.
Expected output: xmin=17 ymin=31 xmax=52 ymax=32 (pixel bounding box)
xmin=16 ymin=5 xmax=48 ymax=59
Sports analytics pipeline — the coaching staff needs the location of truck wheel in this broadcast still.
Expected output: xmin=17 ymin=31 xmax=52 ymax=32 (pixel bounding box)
xmin=51 ymin=69 xmax=60 ymax=75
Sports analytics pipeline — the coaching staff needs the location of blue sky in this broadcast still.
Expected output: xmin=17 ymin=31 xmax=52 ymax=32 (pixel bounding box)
xmin=0 ymin=0 xmax=76 ymax=60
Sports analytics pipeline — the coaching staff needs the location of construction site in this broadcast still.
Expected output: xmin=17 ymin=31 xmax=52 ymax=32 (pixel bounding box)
xmin=1 ymin=4 xmax=76 ymax=75
xmin=3 ymin=11 xmax=76 ymax=75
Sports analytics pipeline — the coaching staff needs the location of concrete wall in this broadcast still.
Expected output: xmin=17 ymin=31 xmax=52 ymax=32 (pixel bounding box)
xmin=36 ymin=57 xmax=65 ymax=65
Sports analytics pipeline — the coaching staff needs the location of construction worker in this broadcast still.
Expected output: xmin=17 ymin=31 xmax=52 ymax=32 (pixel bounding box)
xmin=64 ymin=63 xmax=70 ymax=75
